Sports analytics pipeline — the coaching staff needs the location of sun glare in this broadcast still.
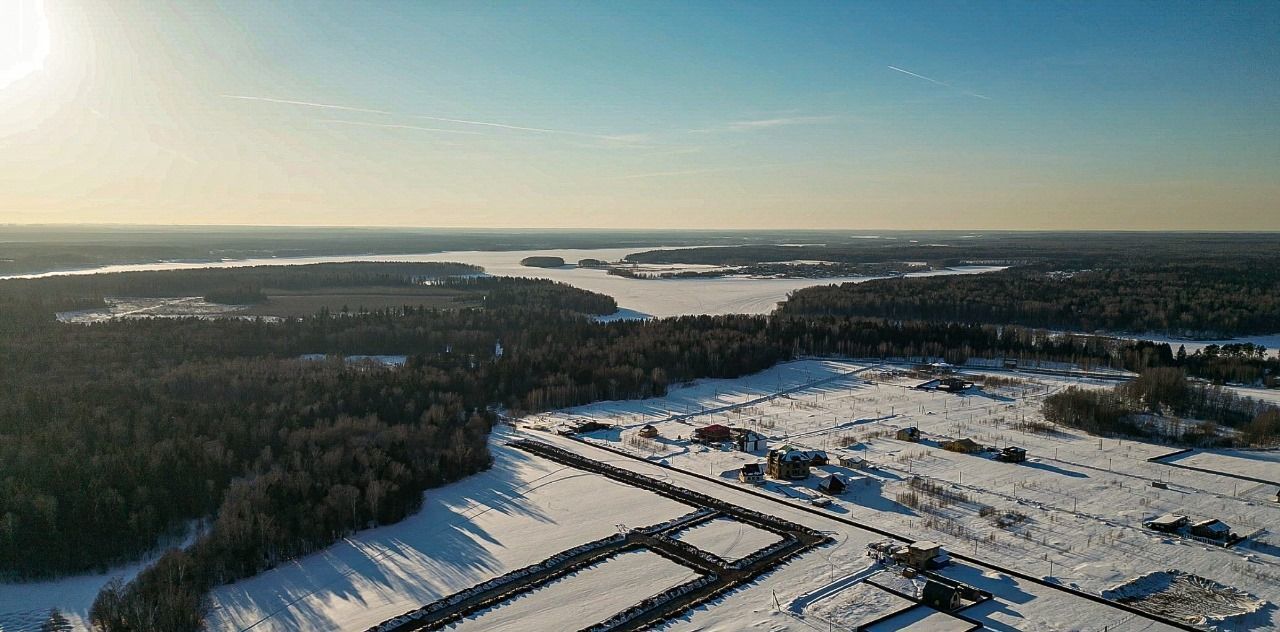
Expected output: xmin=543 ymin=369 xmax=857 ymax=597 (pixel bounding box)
xmin=0 ymin=0 xmax=50 ymax=91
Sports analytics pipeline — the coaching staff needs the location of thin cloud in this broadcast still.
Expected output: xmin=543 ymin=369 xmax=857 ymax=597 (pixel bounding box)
xmin=690 ymin=115 xmax=840 ymax=134
xmin=886 ymin=66 xmax=991 ymax=100
xmin=618 ymin=161 xmax=815 ymax=180
xmin=221 ymin=94 xmax=630 ymax=140
xmin=316 ymin=119 xmax=482 ymax=135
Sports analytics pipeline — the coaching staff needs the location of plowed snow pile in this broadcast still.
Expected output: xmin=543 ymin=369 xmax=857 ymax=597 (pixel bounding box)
xmin=1102 ymin=570 xmax=1266 ymax=628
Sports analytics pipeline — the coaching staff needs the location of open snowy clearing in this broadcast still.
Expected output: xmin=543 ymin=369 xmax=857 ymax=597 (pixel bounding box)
xmin=670 ymin=517 xmax=783 ymax=561
xmin=445 ymin=549 xmax=699 ymax=632
xmin=1160 ymin=449 xmax=1280 ymax=486
xmin=863 ymin=606 xmax=973 ymax=632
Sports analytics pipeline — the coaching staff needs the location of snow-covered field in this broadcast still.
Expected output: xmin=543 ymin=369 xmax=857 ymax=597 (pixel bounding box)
xmin=528 ymin=358 xmax=1280 ymax=630
xmin=670 ymin=517 xmax=782 ymax=561
xmin=1162 ymin=449 xmax=1280 ymax=484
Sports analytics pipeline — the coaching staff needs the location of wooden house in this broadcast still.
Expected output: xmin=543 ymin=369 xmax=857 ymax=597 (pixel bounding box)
xmin=1143 ymin=514 xmax=1189 ymax=533
xmin=818 ymin=474 xmax=846 ymax=495
xmin=996 ymin=446 xmax=1027 ymax=463
xmin=896 ymin=427 xmax=921 ymax=442
xmin=766 ymin=448 xmax=811 ymax=480
xmin=738 ymin=462 xmax=764 ymax=484
xmin=922 ymin=580 xmax=962 ymax=611
xmin=693 ymin=424 xmax=732 ymax=444
xmin=1190 ymin=518 xmax=1231 ymax=540
xmin=637 ymin=424 xmax=659 ymax=438
xmin=838 ymin=454 xmax=869 ymax=469
xmin=942 ymin=438 xmax=983 ymax=454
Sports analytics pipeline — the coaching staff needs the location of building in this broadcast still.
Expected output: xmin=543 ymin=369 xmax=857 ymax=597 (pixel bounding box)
xmin=996 ymin=446 xmax=1027 ymax=463
xmin=838 ymin=454 xmax=869 ymax=469
xmin=922 ymin=580 xmax=963 ymax=611
xmin=867 ymin=540 xmax=949 ymax=571
xmin=896 ymin=427 xmax=921 ymax=442
xmin=738 ymin=463 xmax=764 ymax=484
xmin=766 ymin=448 xmax=812 ymax=480
xmin=637 ymin=424 xmax=659 ymax=439
xmin=1190 ymin=518 xmax=1231 ymax=540
xmin=937 ymin=377 xmax=974 ymax=393
xmin=818 ymin=474 xmax=846 ymax=495
xmin=732 ymin=428 xmax=767 ymax=453
xmin=692 ymin=424 xmax=732 ymax=444
xmin=1143 ymin=514 xmax=1189 ymax=533
xmin=942 ymin=438 xmax=983 ymax=454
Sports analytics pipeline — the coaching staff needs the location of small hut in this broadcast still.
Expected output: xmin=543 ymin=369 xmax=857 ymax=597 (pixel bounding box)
xmin=638 ymin=424 xmax=659 ymax=439
xmin=896 ymin=427 xmax=920 ymax=442
xmin=1143 ymin=514 xmax=1188 ymax=533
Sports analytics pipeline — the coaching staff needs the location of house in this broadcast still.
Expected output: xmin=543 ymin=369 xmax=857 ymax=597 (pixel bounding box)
xmin=1190 ymin=518 xmax=1231 ymax=540
xmin=1143 ymin=514 xmax=1189 ymax=533
xmin=838 ymin=454 xmax=869 ymax=469
xmin=693 ymin=424 xmax=732 ymax=444
xmin=922 ymin=580 xmax=963 ymax=611
xmin=996 ymin=446 xmax=1027 ymax=463
xmin=1002 ymin=359 xmax=1019 ymax=369
xmin=903 ymin=541 xmax=948 ymax=570
xmin=818 ymin=474 xmax=846 ymax=495
xmin=938 ymin=377 xmax=974 ymax=393
xmin=896 ymin=427 xmax=921 ymax=442
xmin=738 ymin=463 xmax=764 ymax=484
xmin=732 ymin=428 xmax=767 ymax=453
xmin=942 ymin=438 xmax=983 ymax=454
xmin=637 ymin=424 xmax=659 ymax=439
xmin=766 ymin=448 xmax=811 ymax=480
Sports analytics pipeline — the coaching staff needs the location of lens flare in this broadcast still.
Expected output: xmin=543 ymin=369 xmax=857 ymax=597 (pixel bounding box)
xmin=0 ymin=0 xmax=51 ymax=91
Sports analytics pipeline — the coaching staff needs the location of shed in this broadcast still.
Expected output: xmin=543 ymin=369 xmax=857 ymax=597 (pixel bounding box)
xmin=896 ymin=427 xmax=921 ymax=442
xmin=818 ymin=474 xmax=846 ymax=496
xmin=637 ymin=424 xmax=659 ymax=439
xmin=693 ymin=424 xmax=732 ymax=444
xmin=997 ymin=446 xmax=1027 ymax=463
xmin=922 ymin=580 xmax=963 ymax=611
xmin=738 ymin=462 xmax=764 ymax=484
xmin=938 ymin=377 xmax=974 ymax=393
xmin=1190 ymin=518 xmax=1231 ymax=539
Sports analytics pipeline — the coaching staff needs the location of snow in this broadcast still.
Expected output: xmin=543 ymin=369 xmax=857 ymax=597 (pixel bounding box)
xmin=1161 ymin=449 xmax=1280 ymax=485
xmin=670 ymin=517 xmax=783 ymax=561
xmin=863 ymin=606 xmax=971 ymax=631
xmin=445 ymin=549 xmax=698 ymax=632
xmin=3 ymin=247 xmax=1005 ymax=318
xmin=529 ymin=358 xmax=1279 ymax=630
xmin=203 ymin=434 xmax=692 ymax=631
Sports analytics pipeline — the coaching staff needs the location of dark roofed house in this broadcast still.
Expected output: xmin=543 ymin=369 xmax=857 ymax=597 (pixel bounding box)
xmin=922 ymin=580 xmax=962 ymax=611
xmin=732 ymin=428 xmax=767 ymax=453
xmin=942 ymin=438 xmax=983 ymax=454
xmin=766 ymin=448 xmax=811 ymax=480
xmin=1143 ymin=514 xmax=1189 ymax=533
xmin=738 ymin=462 xmax=764 ymax=484
xmin=638 ymin=424 xmax=659 ymax=439
xmin=896 ymin=427 xmax=920 ymax=442
xmin=997 ymin=446 xmax=1027 ymax=463
xmin=818 ymin=474 xmax=847 ymax=496
xmin=938 ymin=377 xmax=974 ymax=393
xmin=693 ymin=424 xmax=732 ymax=444
xmin=1190 ymin=518 xmax=1231 ymax=540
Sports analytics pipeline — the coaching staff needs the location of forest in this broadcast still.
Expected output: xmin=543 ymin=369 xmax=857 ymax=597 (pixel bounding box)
xmin=780 ymin=262 xmax=1280 ymax=338
xmin=1042 ymin=367 xmax=1280 ymax=445
xmin=0 ymin=260 xmax=1275 ymax=630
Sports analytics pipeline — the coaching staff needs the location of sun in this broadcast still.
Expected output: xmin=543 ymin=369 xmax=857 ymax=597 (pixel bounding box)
xmin=0 ymin=0 xmax=51 ymax=91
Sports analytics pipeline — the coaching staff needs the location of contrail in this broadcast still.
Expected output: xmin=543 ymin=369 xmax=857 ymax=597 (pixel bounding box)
xmin=315 ymin=119 xmax=482 ymax=135
xmin=887 ymin=65 xmax=951 ymax=88
xmin=221 ymin=94 xmax=610 ymax=138
xmin=886 ymin=66 xmax=991 ymax=100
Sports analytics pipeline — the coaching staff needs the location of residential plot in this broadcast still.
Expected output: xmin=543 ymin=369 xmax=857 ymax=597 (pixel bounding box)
xmin=671 ymin=517 xmax=783 ymax=561
xmin=445 ymin=550 xmax=699 ymax=632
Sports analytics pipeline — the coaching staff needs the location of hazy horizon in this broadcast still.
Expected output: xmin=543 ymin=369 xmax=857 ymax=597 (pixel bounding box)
xmin=2 ymin=1 xmax=1278 ymax=230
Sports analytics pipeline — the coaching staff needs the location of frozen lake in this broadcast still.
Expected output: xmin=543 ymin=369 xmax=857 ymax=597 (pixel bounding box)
xmin=0 ymin=247 xmax=1004 ymax=318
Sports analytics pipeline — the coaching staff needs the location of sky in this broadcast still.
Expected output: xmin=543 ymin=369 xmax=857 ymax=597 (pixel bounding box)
xmin=0 ymin=0 xmax=1277 ymax=230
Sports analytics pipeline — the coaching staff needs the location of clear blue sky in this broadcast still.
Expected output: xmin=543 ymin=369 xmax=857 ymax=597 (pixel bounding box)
xmin=1 ymin=0 xmax=1277 ymax=228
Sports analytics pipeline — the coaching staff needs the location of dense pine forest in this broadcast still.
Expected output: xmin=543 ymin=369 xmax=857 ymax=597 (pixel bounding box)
xmin=0 ymin=259 xmax=1275 ymax=630
xmin=781 ymin=262 xmax=1280 ymax=338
